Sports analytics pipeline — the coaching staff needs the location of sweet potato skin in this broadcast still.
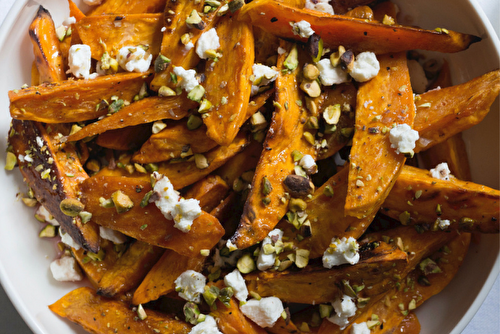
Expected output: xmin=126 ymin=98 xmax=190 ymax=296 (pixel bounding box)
xmin=49 ymin=287 xmax=192 ymax=334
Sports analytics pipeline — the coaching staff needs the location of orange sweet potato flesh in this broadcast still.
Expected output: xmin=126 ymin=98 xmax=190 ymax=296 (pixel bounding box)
xmin=97 ymin=241 xmax=164 ymax=298
xmin=245 ymin=242 xmax=407 ymax=304
xmin=211 ymin=297 xmax=268 ymax=334
xmin=79 ymin=176 xmax=224 ymax=257
xmin=331 ymin=0 xmax=377 ymax=15
xmin=414 ymin=69 xmax=500 ymax=152
xmin=49 ymin=287 xmax=192 ymax=334
xmin=395 ymin=313 xmax=421 ymax=334
xmin=76 ymin=14 xmax=163 ymax=60
xmin=9 ymin=72 xmax=152 ymax=123
xmin=96 ymin=123 xmax=152 ymax=151
xmin=240 ymin=0 xmax=480 ymax=54
xmin=381 ymin=165 xmax=500 ymax=233
xmin=150 ymin=0 xmax=219 ymax=90
xmin=29 ymin=6 xmax=67 ymax=83
xmin=202 ymin=14 xmax=254 ymax=146
xmin=230 ymin=42 xmax=317 ymax=250
xmin=132 ymin=251 xmax=205 ymax=305
xmin=346 ymin=53 xmax=415 ymax=219
xmin=183 ymin=175 xmax=229 ymax=213
xmin=88 ymin=0 xmax=168 ymax=15
xmin=68 ymin=95 xmax=194 ymax=142
xmin=68 ymin=0 xmax=86 ymax=21
xmin=9 ymin=121 xmax=100 ymax=252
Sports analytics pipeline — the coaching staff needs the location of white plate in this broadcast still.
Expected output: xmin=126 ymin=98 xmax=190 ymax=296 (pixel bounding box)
xmin=0 ymin=0 xmax=498 ymax=333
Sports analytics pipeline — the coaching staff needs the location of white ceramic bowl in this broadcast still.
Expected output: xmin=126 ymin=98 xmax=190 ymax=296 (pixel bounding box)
xmin=0 ymin=0 xmax=498 ymax=333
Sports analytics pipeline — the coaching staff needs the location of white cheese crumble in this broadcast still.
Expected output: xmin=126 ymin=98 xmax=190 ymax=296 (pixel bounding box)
xmin=322 ymin=237 xmax=360 ymax=269
xmin=299 ymin=155 xmax=318 ymax=174
xmin=60 ymin=229 xmax=81 ymax=250
xmin=430 ymin=162 xmax=452 ymax=181
xmin=292 ymin=20 xmax=315 ymax=38
xmin=351 ymin=322 xmax=371 ymax=334
xmin=36 ymin=205 xmax=59 ymax=226
xmin=407 ymin=59 xmax=428 ymax=94
xmin=316 ymin=58 xmax=349 ymax=86
xmin=67 ymin=44 xmax=92 ymax=79
xmin=99 ymin=226 xmax=127 ymax=244
xmin=257 ymin=229 xmax=283 ymax=271
xmin=50 ymin=256 xmax=83 ymax=282
xmin=173 ymin=66 xmax=200 ymax=93
xmin=117 ymin=46 xmax=152 ymax=73
xmin=196 ymin=28 xmax=220 ymax=59
xmin=277 ymin=46 xmax=286 ymax=55
xmin=436 ymin=217 xmax=451 ymax=230
xmin=185 ymin=42 xmax=194 ymax=51
xmin=251 ymin=64 xmax=279 ymax=96
xmin=153 ymin=172 xmax=202 ymax=232
xmin=174 ymin=270 xmax=206 ymax=303
xmin=224 ymin=269 xmax=248 ymax=302
xmin=63 ymin=16 xmax=76 ymax=27
xmin=189 ymin=315 xmax=223 ymax=334
xmin=327 ymin=294 xmax=357 ymax=329
xmin=305 ymin=0 xmax=334 ymax=14
xmin=349 ymin=52 xmax=380 ymax=82
xmin=240 ymin=297 xmax=284 ymax=328
xmin=83 ymin=0 xmax=103 ymax=5
xmin=389 ymin=124 xmax=419 ymax=156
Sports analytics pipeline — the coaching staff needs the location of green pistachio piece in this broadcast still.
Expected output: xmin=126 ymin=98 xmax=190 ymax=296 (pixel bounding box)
xmin=111 ymin=190 xmax=134 ymax=213
xmin=59 ymin=198 xmax=85 ymax=217
xmin=187 ymin=85 xmax=205 ymax=102
xmin=284 ymin=44 xmax=299 ymax=71
xmin=4 ymin=151 xmax=17 ymax=170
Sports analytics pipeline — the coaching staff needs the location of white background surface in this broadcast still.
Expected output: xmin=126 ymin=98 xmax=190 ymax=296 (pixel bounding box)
xmin=0 ymin=0 xmax=498 ymax=333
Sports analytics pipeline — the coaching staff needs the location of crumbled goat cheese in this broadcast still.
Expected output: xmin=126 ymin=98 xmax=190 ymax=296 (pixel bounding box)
xmin=153 ymin=172 xmax=201 ymax=232
xmin=50 ymin=256 xmax=83 ymax=282
xmin=305 ymin=0 xmax=334 ymax=14
xmin=436 ymin=217 xmax=451 ymax=230
xmin=257 ymin=229 xmax=283 ymax=271
xmin=277 ymin=47 xmax=286 ymax=55
xmin=334 ymin=152 xmax=347 ymax=167
xmin=36 ymin=136 xmax=44 ymax=148
xmin=292 ymin=20 xmax=315 ymax=38
xmin=389 ymin=124 xmax=419 ymax=155
xmin=240 ymin=297 xmax=284 ymax=328
xmin=213 ymin=243 xmax=241 ymax=268
xmin=327 ymin=294 xmax=357 ymax=329
xmin=407 ymin=59 xmax=428 ymax=94
xmin=60 ymin=229 xmax=81 ymax=250
xmin=430 ymin=162 xmax=452 ymax=181
xmin=36 ymin=205 xmax=59 ymax=226
xmin=349 ymin=52 xmax=380 ymax=82
xmin=196 ymin=28 xmax=220 ymax=59
xmin=185 ymin=42 xmax=194 ymax=51
xmin=83 ymin=0 xmax=103 ymax=5
xmin=117 ymin=46 xmax=152 ymax=73
xmin=67 ymin=44 xmax=92 ymax=79
xmin=299 ymin=155 xmax=318 ymax=174
xmin=99 ymin=226 xmax=127 ymax=244
xmin=224 ymin=269 xmax=248 ymax=302
xmin=251 ymin=64 xmax=279 ymax=96
xmin=174 ymin=270 xmax=206 ymax=303
xmin=63 ymin=16 xmax=76 ymax=26
xmin=323 ymin=237 xmax=360 ymax=269
xmin=351 ymin=322 xmax=371 ymax=334
xmin=173 ymin=66 xmax=200 ymax=93
xmin=189 ymin=315 xmax=223 ymax=334
xmin=226 ymin=239 xmax=238 ymax=252
xmin=316 ymin=58 xmax=349 ymax=86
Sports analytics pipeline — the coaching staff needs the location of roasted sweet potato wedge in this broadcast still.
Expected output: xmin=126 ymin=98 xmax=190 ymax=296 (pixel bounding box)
xmin=49 ymin=287 xmax=192 ymax=333
xmin=79 ymin=176 xmax=224 ymax=257
xmin=97 ymin=240 xmax=164 ymax=298
xmin=29 ymin=6 xmax=67 ymax=83
xmin=88 ymin=0 xmax=168 ymax=15
xmin=395 ymin=313 xmax=421 ymax=334
xmin=95 ymin=123 xmax=152 ymax=151
xmin=240 ymin=0 xmax=480 ymax=54
xmin=330 ymin=0 xmax=377 ymax=15
xmin=76 ymin=14 xmax=163 ymax=60
xmin=381 ymin=165 xmax=500 ymax=233
xmin=68 ymin=0 xmax=85 ymax=21
xmin=211 ymin=296 xmax=268 ymax=334
xmin=10 ymin=72 xmax=152 ymax=123
xmin=183 ymin=175 xmax=229 ymax=213
xmin=9 ymin=121 xmax=100 ymax=252
xmin=346 ymin=53 xmax=415 ymax=219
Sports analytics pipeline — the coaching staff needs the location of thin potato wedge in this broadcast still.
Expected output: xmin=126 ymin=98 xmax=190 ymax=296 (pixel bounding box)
xmin=95 ymin=123 xmax=152 ymax=151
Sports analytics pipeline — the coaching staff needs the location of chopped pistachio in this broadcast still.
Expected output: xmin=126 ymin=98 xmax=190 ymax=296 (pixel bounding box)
xmin=79 ymin=211 xmax=92 ymax=224
xmin=319 ymin=304 xmax=333 ymax=318
xmin=186 ymin=10 xmax=206 ymax=30
xmin=399 ymin=211 xmax=411 ymax=225
xmin=330 ymin=45 xmax=346 ymax=67
xmin=251 ymin=112 xmax=268 ymax=132
xmin=408 ymin=299 xmax=417 ymax=311
xmin=140 ymin=190 xmax=153 ymax=208
xmin=60 ymin=198 xmax=85 ymax=217
xmin=305 ymin=97 xmax=318 ymax=115
xmin=187 ymin=85 xmax=205 ymax=102
xmin=187 ymin=115 xmax=203 ymax=130
xmin=218 ymin=287 xmax=234 ymax=307
xmin=342 ymin=280 xmax=357 ymax=298
xmin=152 ymin=121 xmax=167 ymax=134
xmin=39 ymin=224 xmax=57 ymax=238
xmin=284 ymin=44 xmax=299 ymax=71
xmin=261 ymin=177 xmax=273 ymax=196
xmin=323 ymin=104 xmax=341 ymax=125
xmin=295 ymin=249 xmax=310 ymax=268
xmin=237 ymin=253 xmax=256 ymax=274
xmin=4 ymin=152 xmax=16 ymax=170
xmin=323 ymin=185 xmax=334 ymax=197
xmin=194 ymin=154 xmax=209 ymax=169
xmin=137 ymin=304 xmax=147 ymax=320
xmin=382 ymin=14 xmax=395 ymax=25
xmin=357 ymin=297 xmax=371 ymax=308
xmin=111 ymin=191 xmax=134 ymax=213
xmin=203 ymin=285 xmax=220 ymax=306
xmin=419 ymin=258 xmax=442 ymax=275
xmin=306 ymin=116 xmax=319 ymax=130
xmin=99 ymin=197 xmax=115 ymax=208
xmin=198 ymin=99 xmax=213 ymax=113
xmin=87 ymin=249 xmax=106 ymax=261
xmin=291 ymin=150 xmax=304 ymax=162
xmin=288 ymin=198 xmax=307 ymax=212
xmin=55 ymin=25 xmax=67 ymax=41
xmin=69 ymin=124 xmax=82 ymax=136
xmin=307 ymin=34 xmax=323 ymax=63
xmin=228 ymin=0 xmax=244 ymax=12
xmin=300 ymin=80 xmax=321 ymax=98
xmin=303 ymin=63 xmax=320 ymax=80
xmin=303 ymin=132 xmax=315 ymax=145
xmin=154 ymin=54 xmax=171 ymax=73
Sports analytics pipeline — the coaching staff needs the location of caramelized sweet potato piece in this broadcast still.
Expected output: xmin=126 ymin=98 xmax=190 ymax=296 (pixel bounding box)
xmin=346 ymin=53 xmax=415 ymax=219
xmin=267 ymin=317 xmax=303 ymax=334
xmin=230 ymin=42 xmax=317 ymax=250
xmin=381 ymin=165 xmax=500 ymax=233
xmin=330 ymin=0 xmax=377 ymax=15
xmin=211 ymin=297 xmax=268 ymax=334
xmin=240 ymin=0 xmax=480 ymax=54
xmin=88 ymin=0 xmax=168 ymax=15
xmin=97 ymin=241 xmax=164 ymax=297
xmin=414 ymin=69 xmax=500 ymax=152
xmin=202 ymin=14 xmax=254 ymax=145
xmin=68 ymin=95 xmax=194 ymax=141
xmin=76 ymin=14 xmax=163 ymax=60
xmin=394 ymin=313 xmax=421 ymax=334
xmin=96 ymin=123 xmax=152 ymax=151
xmin=245 ymin=242 xmax=407 ymax=304
xmin=49 ymin=287 xmax=192 ymax=333
xmin=183 ymin=175 xmax=229 ymax=213
xmin=68 ymin=0 xmax=86 ymax=21
xmin=9 ymin=121 xmax=100 ymax=252
xmin=29 ymin=6 xmax=67 ymax=83
xmin=10 ymin=72 xmax=152 ymax=123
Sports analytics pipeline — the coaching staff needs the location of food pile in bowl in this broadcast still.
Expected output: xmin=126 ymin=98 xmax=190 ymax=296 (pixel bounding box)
xmin=5 ymin=0 xmax=499 ymax=333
